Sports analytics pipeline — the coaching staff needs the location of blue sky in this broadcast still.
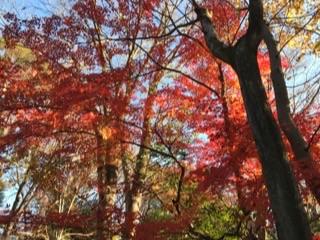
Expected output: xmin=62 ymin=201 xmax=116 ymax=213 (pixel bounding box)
xmin=1 ymin=0 xmax=74 ymax=18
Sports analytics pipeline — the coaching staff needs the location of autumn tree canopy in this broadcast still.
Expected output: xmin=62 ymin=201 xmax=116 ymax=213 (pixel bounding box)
xmin=0 ymin=0 xmax=319 ymax=240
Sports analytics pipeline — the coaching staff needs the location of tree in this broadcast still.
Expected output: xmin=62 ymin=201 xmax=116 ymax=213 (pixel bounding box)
xmin=0 ymin=0 xmax=319 ymax=240
xmin=193 ymin=0 xmax=312 ymax=239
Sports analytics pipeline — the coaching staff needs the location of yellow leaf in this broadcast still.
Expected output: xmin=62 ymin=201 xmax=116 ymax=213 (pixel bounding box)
xmin=99 ymin=126 xmax=114 ymax=140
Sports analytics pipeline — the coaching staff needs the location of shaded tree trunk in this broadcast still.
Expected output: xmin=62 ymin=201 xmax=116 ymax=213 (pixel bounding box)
xmin=219 ymin=63 xmax=266 ymax=238
xmin=193 ymin=0 xmax=312 ymax=239
xmin=232 ymin=36 xmax=310 ymax=239
xmin=263 ymin=25 xmax=320 ymax=203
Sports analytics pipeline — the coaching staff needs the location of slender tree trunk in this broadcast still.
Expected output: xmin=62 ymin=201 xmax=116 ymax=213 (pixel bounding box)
xmin=263 ymin=25 xmax=320 ymax=203
xmin=124 ymin=139 xmax=149 ymax=239
xmin=96 ymin=131 xmax=106 ymax=240
xmin=123 ymin=77 xmax=161 ymax=239
xmin=2 ymin=165 xmax=34 ymax=238
xmin=2 ymin=180 xmax=26 ymax=238
xmin=105 ymin=139 xmax=120 ymax=239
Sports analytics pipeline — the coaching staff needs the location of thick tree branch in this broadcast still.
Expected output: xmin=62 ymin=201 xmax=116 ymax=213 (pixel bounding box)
xmin=192 ymin=0 xmax=233 ymax=64
xmin=247 ymin=0 xmax=264 ymax=34
xmin=263 ymin=24 xmax=309 ymax=158
xmin=245 ymin=0 xmax=264 ymax=47
xmin=263 ymin=23 xmax=320 ymax=202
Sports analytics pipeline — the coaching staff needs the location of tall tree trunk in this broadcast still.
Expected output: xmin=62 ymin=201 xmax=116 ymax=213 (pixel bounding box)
xmin=96 ymin=128 xmax=120 ymax=239
xmin=193 ymin=0 xmax=312 ymax=239
xmin=219 ymin=63 xmax=266 ymax=237
xmin=124 ymin=147 xmax=149 ymax=239
xmin=105 ymin=137 xmax=120 ymax=239
xmin=232 ymin=36 xmax=311 ymax=239
xmin=96 ymin=131 xmax=106 ymax=240
xmin=123 ymin=75 xmax=161 ymax=239
xmin=263 ymin=25 xmax=320 ymax=203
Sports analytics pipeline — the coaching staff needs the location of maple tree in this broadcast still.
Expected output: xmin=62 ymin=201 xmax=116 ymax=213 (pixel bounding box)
xmin=0 ymin=0 xmax=320 ymax=240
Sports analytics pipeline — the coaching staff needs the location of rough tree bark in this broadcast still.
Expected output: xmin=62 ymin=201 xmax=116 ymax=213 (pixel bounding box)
xmin=193 ymin=0 xmax=311 ymax=239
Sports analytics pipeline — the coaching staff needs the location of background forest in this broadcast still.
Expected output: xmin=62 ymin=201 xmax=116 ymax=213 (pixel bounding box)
xmin=0 ymin=0 xmax=319 ymax=239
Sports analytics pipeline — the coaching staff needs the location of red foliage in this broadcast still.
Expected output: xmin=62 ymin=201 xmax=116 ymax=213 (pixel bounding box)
xmin=0 ymin=0 xmax=319 ymax=238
